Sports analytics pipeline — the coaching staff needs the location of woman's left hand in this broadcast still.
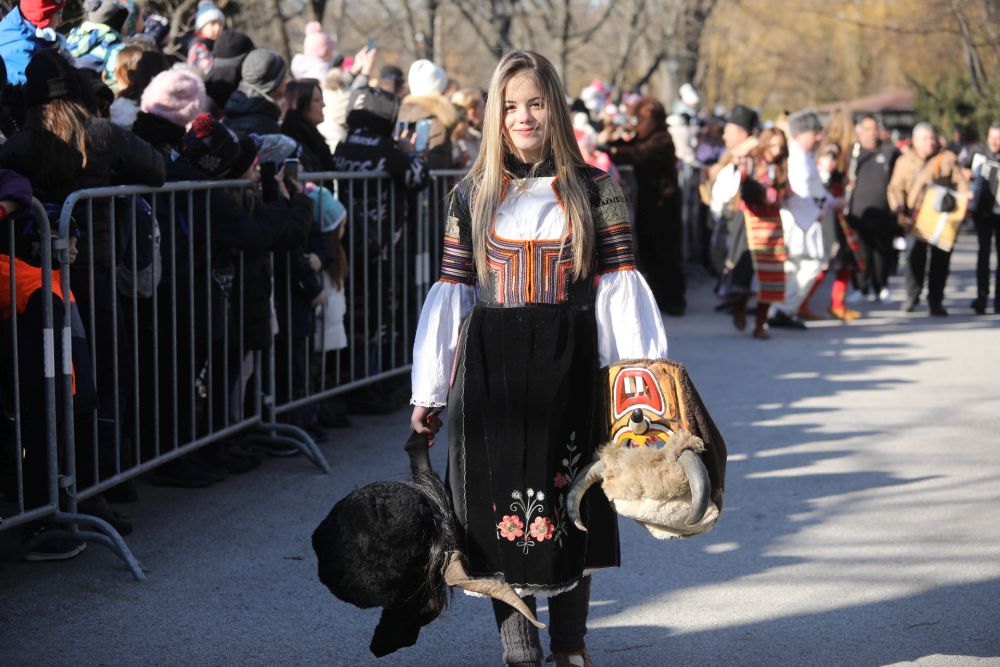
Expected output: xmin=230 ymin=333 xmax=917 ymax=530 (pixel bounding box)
xmin=410 ymin=405 xmax=443 ymax=442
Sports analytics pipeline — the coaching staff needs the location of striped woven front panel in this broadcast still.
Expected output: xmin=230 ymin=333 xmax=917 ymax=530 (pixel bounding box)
xmin=485 ymin=231 xmax=574 ymax=304
xmin=744 ymin=211 xmax=787 ymax=304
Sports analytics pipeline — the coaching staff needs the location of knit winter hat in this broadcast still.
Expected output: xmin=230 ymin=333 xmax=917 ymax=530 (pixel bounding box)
xmin=346 ymin=87 xmax=399 ymax=136
xmin=407 ymin=59 xmax=447 ymax=97
xmin=83 ymin=0 xmax=125 ymax=27
xmin=213 ymin=30 xmax=255 ymax=59
xmin=379 ymin=65 xmax=404 ymax=85
xmin=251 ymin=133 xmax=300 ymax=166
xmin=24 ymin=49 xmax=83 ymax=108
xmin=241 ymin=48 xmax=287 ymax=95
xmin=303 ymin=21 xmax=335 ymax=60
xmin=787 ymin=108 xmax=823 ymax=137
xmin=20 ymin=0 xmax=65 ymax=29
xmin=141 ymin=69 xmax=207 ymax=128
xmin=307 ymin=186 xmax=347 ymax=233
xmin=182 ymin=113 xmax=256 ymax=178
xmin=194 ymin=0 xmax=225 ymax=31
xmin=141 ymin=13 xmax=171 ymax=48
xmin=726 ymin=104 xmax=759 ymax=134
xmin=290 ymin=53 xmax=331 ymax=82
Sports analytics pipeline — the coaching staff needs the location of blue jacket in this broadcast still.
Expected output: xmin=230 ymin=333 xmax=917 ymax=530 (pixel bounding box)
xmin=0 ymin=7 xmax=59 ymax=85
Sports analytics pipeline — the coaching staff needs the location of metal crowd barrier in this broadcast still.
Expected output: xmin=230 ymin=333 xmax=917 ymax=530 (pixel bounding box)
xmin=0 ymin=199 xmax=60 ymax=538
xmin=268 ymin=170 xmax=465 ymax=424
xmin=0 ymin=171 xmax=461 ymax=578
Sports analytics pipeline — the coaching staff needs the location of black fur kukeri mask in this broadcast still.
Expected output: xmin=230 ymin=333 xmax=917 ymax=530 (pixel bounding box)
xmin=312 ymin=431 xmax=543 ymax=658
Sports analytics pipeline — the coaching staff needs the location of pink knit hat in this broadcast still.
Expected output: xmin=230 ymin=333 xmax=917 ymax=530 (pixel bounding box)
xmin=140 ymin=69 xmax=207 ymax=129
xmin=303 ymin=21 xmax=335 ymax=60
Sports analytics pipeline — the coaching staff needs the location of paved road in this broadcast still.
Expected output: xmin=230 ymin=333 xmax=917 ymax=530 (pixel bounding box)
xmin=2 ymin=236 xmax=999 ymax=667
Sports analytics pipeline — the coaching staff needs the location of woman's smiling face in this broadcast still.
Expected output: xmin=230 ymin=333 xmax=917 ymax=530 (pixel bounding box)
xmin=502 ymin=72 xmax=547 ymax=163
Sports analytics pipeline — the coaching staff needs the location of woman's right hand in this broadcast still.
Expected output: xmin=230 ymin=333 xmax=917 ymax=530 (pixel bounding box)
xmin=410 ymin=405 xmax=443 ymax=438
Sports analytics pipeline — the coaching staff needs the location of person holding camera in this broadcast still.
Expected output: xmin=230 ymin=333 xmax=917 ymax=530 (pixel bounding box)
xmin=397 ymin=59 xmax=457 ymax=169
xmin=887 ymin=123 xmax=969 ymax=316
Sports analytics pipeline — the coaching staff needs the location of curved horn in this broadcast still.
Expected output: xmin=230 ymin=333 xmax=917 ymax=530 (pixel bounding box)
xmin=443 ymin=552 xmax=544 ymax=628
xmin=678 ymin=450 xmax=710 ymax=526
xmin=629 ymin=408 xmax=649 ymax=435
xmin=566 ymin=460 xmax=605 ymax=532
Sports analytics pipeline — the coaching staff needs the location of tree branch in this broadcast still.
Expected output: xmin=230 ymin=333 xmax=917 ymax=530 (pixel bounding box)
xmin=450 ymin=0 xmax=500 ymax=56
xmin=569 ymin=0 xmax=617 ymax=44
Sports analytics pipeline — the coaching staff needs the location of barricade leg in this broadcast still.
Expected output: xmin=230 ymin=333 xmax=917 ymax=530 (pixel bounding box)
xmin=47 ymin=199 xmax=146 ymax=580
xmin=250 ymin=321 xmax=330 ymax=474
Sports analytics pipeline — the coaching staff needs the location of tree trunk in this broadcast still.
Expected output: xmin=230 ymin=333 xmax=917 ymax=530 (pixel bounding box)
xmin=492 ymin=0 xmax=516 ymax=58
xmin=426 ymin=0 xmax=439 ymax=61
xmin=267 ymin=0 xmax=293 ymax=66
xmin=309 ymin=0 xmax=327 ymax=22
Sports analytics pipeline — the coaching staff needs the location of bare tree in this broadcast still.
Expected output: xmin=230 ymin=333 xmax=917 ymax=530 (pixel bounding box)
xmin=449 ymin=0 xmax=520 ymax=58
xmin=520 ymin=0 xmax=617 ymax=88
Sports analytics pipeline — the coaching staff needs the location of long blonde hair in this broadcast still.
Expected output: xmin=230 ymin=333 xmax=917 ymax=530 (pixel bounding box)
xmin=823 ymin=106 xmax=855 ymax=174
xmin=465 ymin=51 xmax=593 ymax=284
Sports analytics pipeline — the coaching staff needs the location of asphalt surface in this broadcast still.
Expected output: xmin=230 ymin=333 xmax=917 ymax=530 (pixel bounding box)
xmin=2 ymin=234 xmax=999 ymax=667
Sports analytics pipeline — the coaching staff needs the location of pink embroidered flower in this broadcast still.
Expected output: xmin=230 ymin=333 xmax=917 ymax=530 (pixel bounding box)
xmin=498 ymin=515 xmax=524 ymax=541
xmin=529 ymin=516 xmax=556 ymax=542
xmin=553 ymin=472 xmax=568 ymax=489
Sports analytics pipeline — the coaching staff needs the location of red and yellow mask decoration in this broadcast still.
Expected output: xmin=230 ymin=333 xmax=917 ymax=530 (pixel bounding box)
xmin=608 ymin=360 xmax=685 ymax=449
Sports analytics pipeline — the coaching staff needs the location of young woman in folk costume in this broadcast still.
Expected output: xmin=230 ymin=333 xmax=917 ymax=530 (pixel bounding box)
xmin=735 ymin=128 xmax=791 ymax=339
xmin=811 ymin=107 xmax=867 ymax=321
xmin=409 ymin=51 xmax=667 ymax=667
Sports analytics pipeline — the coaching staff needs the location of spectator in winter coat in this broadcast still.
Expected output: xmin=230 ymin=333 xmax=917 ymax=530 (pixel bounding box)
xmin=0 ymin=48 xmax=165 ymax=205
xmin=0 ymin=48 xmax=164 ymax=523
xmin=186 ymin=0 xmax=225 ymax=74
xmin=281 ymin=78 xmax=335 ymax=172
xmin=333 ymin=86 xmax=428 ymax=386
xmin=254 ymin=132 xmax=327 ymax=434
xmin=132 ymin=96 xmax=311 ymax=481
xmin=66 ymin=0 xmax=138 ymax=85
xmin=0 ymin=0 xmax=66 ymax=85
xmin=887 ymin=122 xmax=969 ymax=316
xmin=109 ymin=42 xmax=170 ymax=129
xmin=316 ymin=48 xmax=381 ymax=152
xmin=847 ymin=114 xmax=900 ymax=303
xmin=397 ymin=59 xmax=457 ymax=169
xmin=203 ymin=30 xmax=254 ymax=112
xmin=450 ymin=87 xmax=483 ymax=168
xmin=608 ymin=96 xmax=686 ymax=315
xmin=224 ymin=48 xmax=286 ymax=135
xmin=966 ymin=122 xmax=1000 ymax=314
xmin=575 ymin=126 xmax=618 ymax=181
xmin=0 ymin=167 xmax=100 ymax=560
xmin=290 ymin=21 xmax=336 ymax=82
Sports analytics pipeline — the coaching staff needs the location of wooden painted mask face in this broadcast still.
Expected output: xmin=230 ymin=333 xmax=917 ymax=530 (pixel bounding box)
xmin=607 ymin=359 xmax=687 ymax=449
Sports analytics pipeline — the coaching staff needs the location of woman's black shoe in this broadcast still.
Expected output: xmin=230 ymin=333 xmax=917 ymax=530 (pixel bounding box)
xmin=971 ymin=298 xmax=986 ymax=315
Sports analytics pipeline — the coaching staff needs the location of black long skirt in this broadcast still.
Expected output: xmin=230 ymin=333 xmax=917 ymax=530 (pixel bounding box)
xmin=447 ymin=302 xmax=619 ymax=593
